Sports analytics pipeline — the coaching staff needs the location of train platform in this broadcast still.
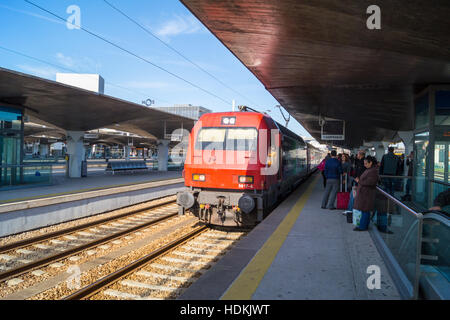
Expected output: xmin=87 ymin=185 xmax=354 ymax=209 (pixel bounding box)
xmin=180 ymin=173 xmax=401 ymax=300
xmin=0 ymin=170 xmax=182 ymax=204
xmin=0 ymin=171 xmax=184 ymax=237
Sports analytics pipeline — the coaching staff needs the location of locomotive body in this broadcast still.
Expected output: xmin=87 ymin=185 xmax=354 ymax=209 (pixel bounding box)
xmin=177 ymin=111 xmax=323 ymax=227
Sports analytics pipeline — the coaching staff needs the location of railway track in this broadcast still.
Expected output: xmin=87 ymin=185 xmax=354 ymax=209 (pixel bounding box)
xmin=64 ymin=226 xmax=246 ymax=300
xmin=0 ymin=198 xmax=178 ymax=285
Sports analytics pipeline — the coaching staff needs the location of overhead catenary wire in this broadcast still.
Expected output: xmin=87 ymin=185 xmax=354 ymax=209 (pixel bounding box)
xmin=0 ymin=44 xmax=172 ymax=105
xmin=24 ymin=0 xmax=233 ymax=107
xmin=102 ymin=0 xmax=258 ymax=107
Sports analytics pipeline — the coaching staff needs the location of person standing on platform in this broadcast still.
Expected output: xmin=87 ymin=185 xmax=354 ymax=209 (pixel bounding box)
xmin=344 ymin=151 xmax=366 ymax=213
xmin=399 ymin=154 xmax=405 ymax=175
xmin=353 ymin=156 xmax=379 ymax=231
xmin=341 ymin=154 xmax=352 ymax=191
xmin=321 ymin=150 xmax=342 ymax=210
xmin=354 ymin=151 xmax=366 ymax=179
xmin=402 ymin=151 xmax=414 ymax=201
xmin=379 ymin=147 xmax=400 ymax=195
xmin=318 ymin=153 xmax=331 ymax=188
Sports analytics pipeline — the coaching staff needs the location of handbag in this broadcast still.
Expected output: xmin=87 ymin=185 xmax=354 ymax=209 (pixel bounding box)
xmin=352 ymin=209 xmax=362 ymax=227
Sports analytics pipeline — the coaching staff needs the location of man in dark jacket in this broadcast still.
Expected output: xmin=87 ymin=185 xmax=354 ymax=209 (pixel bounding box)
xmin=379 ymin=147 xmax=400 ymax=195
xmin=321 ymin=150 xmax=343 ymax=210
xmin=354 ymin=151 xmax=366 ymax=178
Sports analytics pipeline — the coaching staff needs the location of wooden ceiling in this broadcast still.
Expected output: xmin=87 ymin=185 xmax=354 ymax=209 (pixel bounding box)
xmin=182 ymin=0 xmax=450 ymax=147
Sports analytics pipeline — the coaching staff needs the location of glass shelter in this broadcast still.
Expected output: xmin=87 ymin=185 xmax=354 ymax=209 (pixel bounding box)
xmin=0 ymin=105 xmax=52 ymax=188
xmin=0 ymin=105 xmax=24 ymax=186
xmin=413 ymin=86 xmax=450 ymax=212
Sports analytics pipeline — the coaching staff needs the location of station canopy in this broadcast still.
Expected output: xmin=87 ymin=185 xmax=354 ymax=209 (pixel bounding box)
xmin=0 ymin=67 xmax=194 ymax=144
xmin=181 ymin=0 xmax=450 ymax=148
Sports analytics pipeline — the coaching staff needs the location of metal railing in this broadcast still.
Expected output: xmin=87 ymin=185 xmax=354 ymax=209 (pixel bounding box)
xmin=371 ymin=186 xmax=423 ymax=299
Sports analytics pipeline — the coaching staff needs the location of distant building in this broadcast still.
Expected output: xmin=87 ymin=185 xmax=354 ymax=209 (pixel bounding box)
xmin=56 ymin=73 xmax=104 ymax=94
xmin=156 ymin=104 xmax=211 ymax=120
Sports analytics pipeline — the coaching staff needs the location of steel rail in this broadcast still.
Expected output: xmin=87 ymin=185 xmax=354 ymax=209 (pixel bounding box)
xmin=63 ymin=225 xmax=208 ymax=300
xmin=378 ymin=175 xmax=413 ymax=178
xmin=376 ymin=186 xmax=421 ymax=217
xmin=0 ymin=205 xmax=179 ymax=282
xmin=0 ymin=198 xmax=176 ymax=254
xmin=429 ymin=179 xmax=450 ymax=187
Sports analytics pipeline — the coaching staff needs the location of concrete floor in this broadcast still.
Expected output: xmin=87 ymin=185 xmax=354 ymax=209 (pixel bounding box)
xmin=251 ymin=178 xmax=400 ymax=300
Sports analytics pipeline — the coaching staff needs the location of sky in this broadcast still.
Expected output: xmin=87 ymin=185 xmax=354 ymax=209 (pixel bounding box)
xmin=0 ymin=0 xmax=312 ymax=137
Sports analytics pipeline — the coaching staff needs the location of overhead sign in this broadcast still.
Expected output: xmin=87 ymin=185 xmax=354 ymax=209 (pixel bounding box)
xmin=142 ymin=99 xmax=155 ymax=107
xmin=321 ymin=120 xmax=345 ymax=141
xmin=84 ymin=133 xmax=99 ymax=139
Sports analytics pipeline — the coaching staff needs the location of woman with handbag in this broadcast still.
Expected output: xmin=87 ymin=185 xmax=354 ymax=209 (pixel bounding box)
xmin=352 ymin=156 xmax=379 ymax=231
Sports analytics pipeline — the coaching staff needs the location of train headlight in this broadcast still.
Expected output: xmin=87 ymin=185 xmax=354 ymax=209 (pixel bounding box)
xmin=238 ymin=195 xmax=255 ymax=213
xmin=238 ymin=175 xmax=254 ymax=184
xmin=192 ymin=174 xmax=206 ymax=181
xmin=221 ymin=116 xmax=236 ymax=125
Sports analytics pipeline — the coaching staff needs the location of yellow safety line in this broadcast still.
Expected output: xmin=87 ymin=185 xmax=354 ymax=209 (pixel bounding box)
xmin=0 ymin=177 xmax=182 ymax=204
xmin=221 ymin=174 xmax=319 ymax=300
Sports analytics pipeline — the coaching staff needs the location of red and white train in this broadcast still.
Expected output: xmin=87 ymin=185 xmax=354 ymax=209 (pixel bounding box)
xmin=177 ymin=109 xmax=324 ymax=227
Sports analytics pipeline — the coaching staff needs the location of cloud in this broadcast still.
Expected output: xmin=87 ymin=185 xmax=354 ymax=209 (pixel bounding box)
xmin=0 ymin=4 xmax=64 ymax=26
xmin=16 ymin=64 xmax=60 ymax=79
xmin=153 ymin=15 xmax=205 ymax=39
xmin=54 ymin=53 xmax=102 ymax=73
xmin=55 ymin=53 xmax=76 ymax=68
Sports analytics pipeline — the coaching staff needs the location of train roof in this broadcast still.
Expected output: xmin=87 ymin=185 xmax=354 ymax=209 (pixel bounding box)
xmin=275 ymin=121 xmax=305 ymax=145
xmin=199 ymin=111 xmax=307 ymax=145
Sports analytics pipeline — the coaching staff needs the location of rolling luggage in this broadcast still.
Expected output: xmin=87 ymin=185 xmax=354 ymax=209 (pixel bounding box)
xmin=337 ymin=174 xmax=350 ymax=210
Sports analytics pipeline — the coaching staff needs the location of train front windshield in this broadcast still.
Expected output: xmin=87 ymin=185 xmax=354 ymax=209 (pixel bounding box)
xmin=195 ymin=127 xmax=257 ymax=151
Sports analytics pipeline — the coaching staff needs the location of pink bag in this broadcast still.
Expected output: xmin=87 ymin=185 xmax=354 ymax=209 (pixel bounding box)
xmin=318 ymin=159 xmax=326 ymax=172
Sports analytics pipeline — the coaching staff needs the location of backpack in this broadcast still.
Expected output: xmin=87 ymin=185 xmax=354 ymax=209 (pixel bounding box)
xmin=318 ymin=159 xmax=326 ymax=172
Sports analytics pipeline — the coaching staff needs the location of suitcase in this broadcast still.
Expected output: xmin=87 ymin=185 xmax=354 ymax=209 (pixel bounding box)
xmin=337 ymin=174 xmax=350 ymax=210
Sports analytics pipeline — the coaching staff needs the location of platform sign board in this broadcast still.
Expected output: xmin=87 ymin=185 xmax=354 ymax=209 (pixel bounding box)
xmin=84 ymin=133 xmax=99 ymax=139
xmin=321 ymin=120 xmax=345 ymax=140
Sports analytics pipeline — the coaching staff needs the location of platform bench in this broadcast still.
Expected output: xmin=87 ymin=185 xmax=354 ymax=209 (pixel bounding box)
xmin=105 ymin=161 xmax=148 ymax=174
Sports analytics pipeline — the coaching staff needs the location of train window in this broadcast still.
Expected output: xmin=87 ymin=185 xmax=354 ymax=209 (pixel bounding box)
xmin=226 ymin=128 xmax=257 ymax=151
xmin=195 ymin=127 xmax=257 ymax=151
xmin=196 ymin=128 xmax=227 ymax=150
xmin=197 ymin=128 xmax=226 ymax=142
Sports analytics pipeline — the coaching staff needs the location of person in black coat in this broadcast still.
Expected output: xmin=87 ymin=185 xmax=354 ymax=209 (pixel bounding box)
xmin=354 ymin=151 xmax=366 ymax=178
